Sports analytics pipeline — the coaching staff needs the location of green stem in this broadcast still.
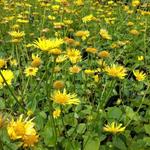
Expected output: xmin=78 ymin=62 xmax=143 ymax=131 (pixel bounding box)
xmin=45 ymin=56 xmax=57 ymax=148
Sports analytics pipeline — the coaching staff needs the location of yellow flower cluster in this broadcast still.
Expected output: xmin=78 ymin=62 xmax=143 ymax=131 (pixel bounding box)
xmin=7 ymin=115 xmax=38 ymax=148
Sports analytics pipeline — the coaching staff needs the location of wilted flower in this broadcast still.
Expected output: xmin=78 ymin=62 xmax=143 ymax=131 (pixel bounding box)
xmin=129 ymin=29 xmax=139 ymax=36
xmin=0 ymin=58 xmax=6 ymax=68
xmin=31 ymin=54 xmax=41 ymax=67
xmin=53 ymin=80 xmax=64 ymax=89
xmin=69 ymin=65 xmax=81 ymax=74
xmin=98 ymin=51 xmax=110 ymax=58
xmin=75 ymin=30 xmax=90 ymax=40
xmin=0 ymin=114 xmax=6 ymax=129
xmin=86 ymin=47 xmax=97 ymax=54
xmin=99 ymin=29 xmax=112 ymax=40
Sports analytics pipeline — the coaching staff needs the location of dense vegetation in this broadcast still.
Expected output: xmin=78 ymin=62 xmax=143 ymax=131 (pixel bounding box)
xmin=0 ymin=0 xmax=150 ymax=149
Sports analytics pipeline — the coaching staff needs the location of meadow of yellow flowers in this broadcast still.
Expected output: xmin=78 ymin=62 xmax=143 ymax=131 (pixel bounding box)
xmin=0 ymin=0 xmax=150 ymax=149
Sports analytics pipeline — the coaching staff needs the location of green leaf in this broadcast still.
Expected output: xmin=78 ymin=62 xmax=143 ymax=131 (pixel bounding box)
xmin=84 ymin=135 xmax=100 ymax=150
xmin=125 ymin=106 xmax=140 ymax=121
xmin=144 ymin=124 xmax=150 ymax=135
xmin=77 ymin=123 xmax=86 ymax=134
xmin=63 ymin=139 xmax=80 ymax=150
xmin=113 ymin=136 xmax=127 ymax=150
xmin=107 ymin=106 xmax=122 ymax=120
xmin=42 ymin=120 xmax=56 ymax=147
xmin=143 ymin=137 xmax=150 ymax=146
xmin=0 ymin=98 xmax=5 ymax=109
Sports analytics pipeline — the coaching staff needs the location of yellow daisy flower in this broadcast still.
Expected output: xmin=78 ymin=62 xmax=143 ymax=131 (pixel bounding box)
xmin=24 ymin=67 xmax=38 ymax=77
xmin=33 ymin=38 xmax=63 ymax=52
xmin=105 ymin=64 xmax=127 ymax=79
xmin=53 ymin=109 xmax=61 ymax=118
xmin=66 ymin=48 xmax=82 ymax=64
xmin=51 ymin=89 xmax=80 ymax=105
xmin=103 ymin=122 xmax=125 ymax=134
xmin=133 ymin=70 xmax=146 ymax=81
xmin=8 ymin=31 xmax=25 ymax=39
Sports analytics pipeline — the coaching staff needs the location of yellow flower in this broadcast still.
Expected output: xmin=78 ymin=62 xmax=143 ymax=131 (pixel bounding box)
xmin=133 ymin=70 xmax=146 ymax=81
xmin=7 ymin=115 xmax=37 ymax=140
xmin=0 ymin=58 xmax=6 ymax=68
xmin=86 ymin=47 xmax=97 ymax=54
xmin=22 ymin=134 xmax=39 ymax=148
xmin=105 ymin=64 xmax=127 ymax=79
xmin=137 ymin=56 xmax=144 ymax=61
xmin=66 ymin=48 xmax=82 ymax=64
xmin=69 ymin=65 xmax=81 ymax=74
xmin=27 ymin=110 xmax=33 ymax=116
xmin=7 ymin=115 xmax=38 ymax=147
xmin=82 ymin=14 xmax=96 ymax=23
xmin=51 ymin=89 xmax=80 ymax=105
xmin=33 ymin=38 xmax=63 ymax=52
xmin=48 ymin=15 xmax=56 ymax=21
xmin=74 ymin=0 xmax=84 ymax=6
xmin=53 ymin=80 xmax=64 ymax=89
xmin=49 ymin=48 xmax=62 ymax=55
xmin=75 ymin=30 xmax=90 ymax=40
xmin=0 ymin=70 xmax=14 ymax=87
xmin=132 ymin=0 xmax=140 ymax=7
xmin=97 ymin=60 xmax=107 ymax=68
xmin=10 ymin=59 xmax=17 ymax=66
xmin=84 ymin=69 xmax=95 ymax=75
xmin=129 ymin=29 xmax=139 ymax=36
xmin=93 ymin=75 xmax=99 ymax=83
xmin=24 ymin=67 xmax=38 ymax=77
xmin=127 ymin=21 xmax=134 ymax=26
xmin=56 ymin=55 xmax=67 ymax=63
xmin=98 ymin=51 xmax=110 ymax=58
xmin=103 ymin=122 xmax=125 ymax=134
xmin=64 ymin=37 xmax=76 ymax=45
xmin=53 ymin=109 xmax=61 ymax=118
xmin=8 ymin=31 xmax=25 ymax=39
xmin=54 ymin=66 xmax=61 ymax=73
xmin=31 ymin=54 xmax=41 ymax=67
xmin=99 ymin=29 xmax=112 ymax=40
